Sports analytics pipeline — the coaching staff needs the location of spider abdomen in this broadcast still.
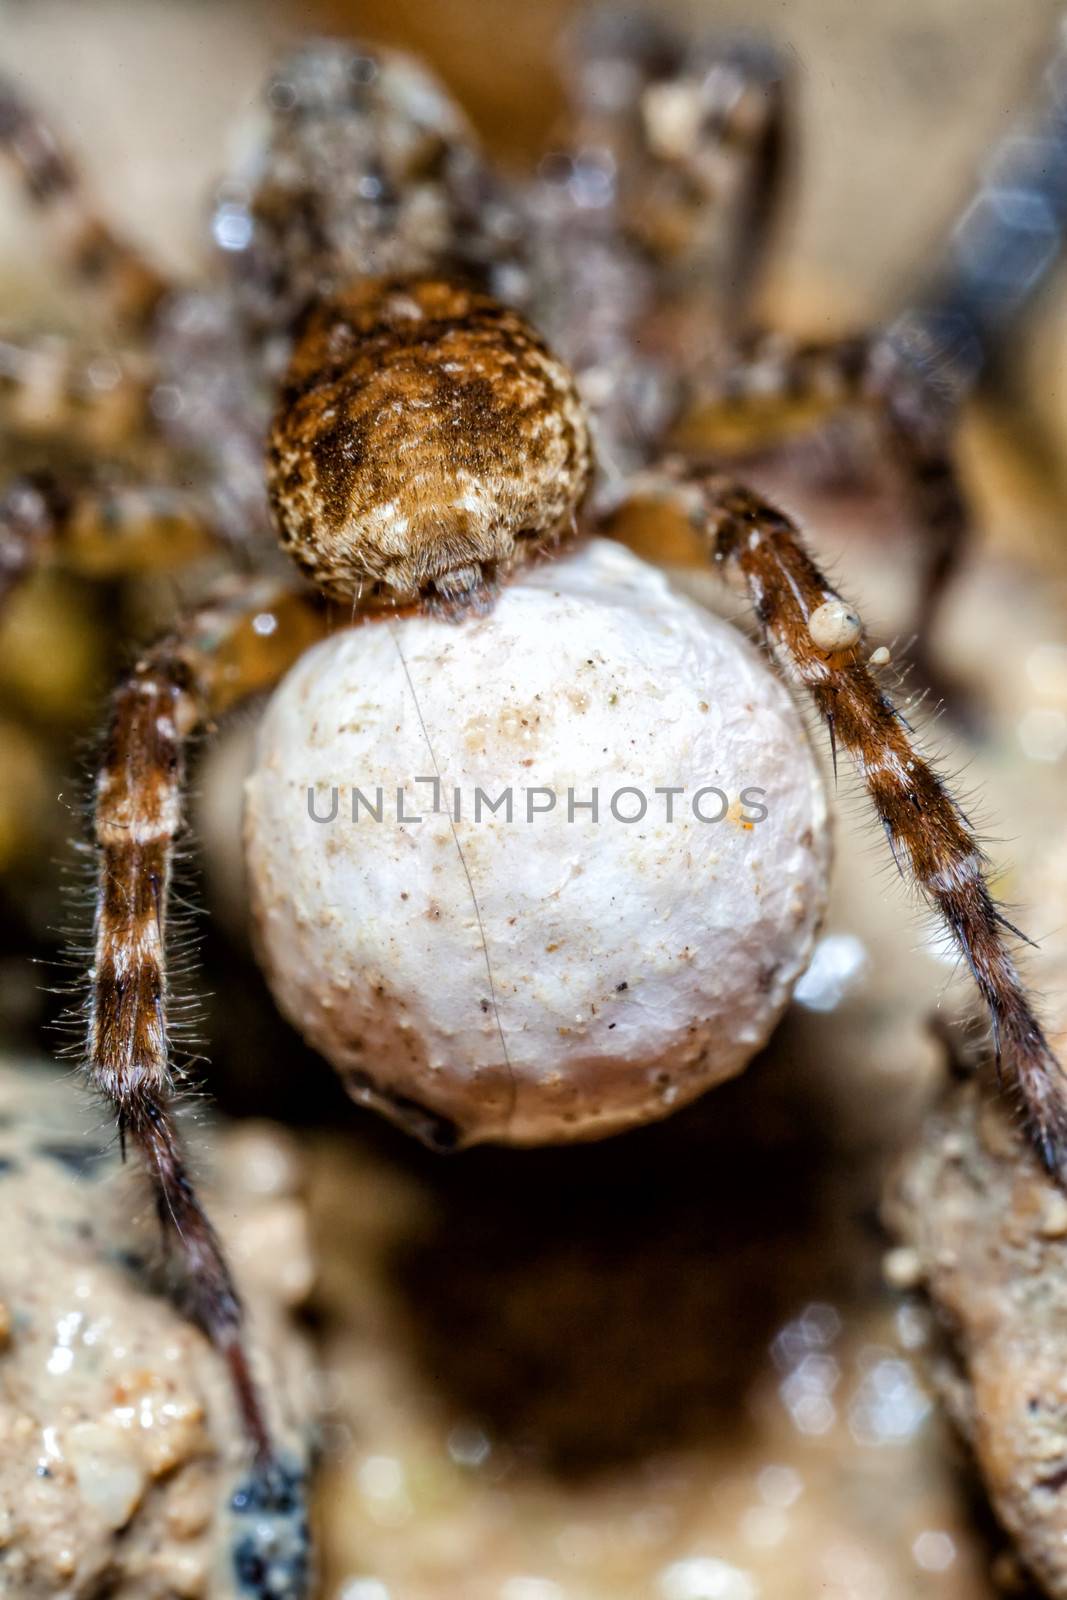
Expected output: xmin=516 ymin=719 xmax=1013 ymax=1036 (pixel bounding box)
xmin=267 ymin=279 xmax=593 ymax=605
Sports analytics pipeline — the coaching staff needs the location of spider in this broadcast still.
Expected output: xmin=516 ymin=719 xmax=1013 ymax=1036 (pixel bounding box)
xmin=0 ymin=7 xmax=1064 ymax=1523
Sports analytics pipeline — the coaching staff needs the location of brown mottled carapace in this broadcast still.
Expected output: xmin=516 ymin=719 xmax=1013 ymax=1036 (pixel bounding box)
xmin=267 ymin=278 xmax=593 ymax=606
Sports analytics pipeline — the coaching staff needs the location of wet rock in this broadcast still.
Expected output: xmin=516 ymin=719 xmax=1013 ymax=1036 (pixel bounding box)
xmin=885 ymin=1072 xmax=1067 ymax=1597
xmin=0 ymin=1061 xmax=315 ymax=1599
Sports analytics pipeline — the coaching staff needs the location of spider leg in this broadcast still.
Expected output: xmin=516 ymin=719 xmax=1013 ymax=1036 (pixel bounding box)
xmin=0 ymin=69 xmax=170 ymax=330
xmin=599 ymin=461 xmax=1067 ymax=1181
xmin=0 ymin=468 xmax=241 ymax=613
xmin=680 ymin=332 xmax=967 ymax=680
xmin=563 ymin=12 xmax=788 ymax=319
xmin=704 ymin=44 xmax=789 ymax=324
xmin=0 ymin=329 xmax=161 ymax=452
xmin=88 ymin=576 xmax=329 ymax=1464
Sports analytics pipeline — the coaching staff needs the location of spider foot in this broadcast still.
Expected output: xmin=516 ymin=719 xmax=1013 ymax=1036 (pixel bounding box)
xmin=230 ymin=1454 xmax=312 ymax=1600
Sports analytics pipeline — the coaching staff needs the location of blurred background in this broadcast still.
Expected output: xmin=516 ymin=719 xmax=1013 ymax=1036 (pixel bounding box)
xmin=2 ymin=0 xmax=1066 ymax=327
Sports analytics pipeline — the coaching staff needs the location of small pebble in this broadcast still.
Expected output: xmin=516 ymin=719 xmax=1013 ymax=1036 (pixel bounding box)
xmin=67 ymin=1421 xmax=148 ymax=1530
xmin=1039 ymin=1192 xmax=1067 ymax=1238
xmin=883 ymin=1246 xmax=923 ymax=1291
xmin=808 ymin=599 xmax=862 ymax=653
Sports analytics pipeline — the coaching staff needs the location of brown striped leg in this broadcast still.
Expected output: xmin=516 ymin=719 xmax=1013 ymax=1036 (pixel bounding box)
xmin=682 ymin=333 xmax=968 ymax=674
xmin=89 ymin=577 xmax=330 ymax=1464
xmin=0 ymin=470 xmax=235 ymax=612
xmin=601 ymin=461 xmax=1067 ymax=1180
xmin=0 ymin=70 xmax=170 ymax=330
xmin=0 ymin=330 xmax=161 ymax=450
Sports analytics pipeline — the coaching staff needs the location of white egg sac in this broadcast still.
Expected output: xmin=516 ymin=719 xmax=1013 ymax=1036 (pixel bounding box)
xmin=245 ymin=539 xmax=831 ymax=1146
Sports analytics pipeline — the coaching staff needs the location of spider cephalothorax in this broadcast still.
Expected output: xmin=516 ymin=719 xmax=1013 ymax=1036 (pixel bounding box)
xmin=2 ymin=15 xmax=1066 ymax=1560
xmin=268 ymin=279 xmax=592 ymax=605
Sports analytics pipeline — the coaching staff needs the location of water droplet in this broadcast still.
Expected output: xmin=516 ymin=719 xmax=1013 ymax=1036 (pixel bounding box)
xmin=912 ymin=1531 xmax=956 ymax=1573
xmin=658 ymin=1557 xmax=758 ymax=1600
xmin=793 ymin=936 xmax=867 ymax=1012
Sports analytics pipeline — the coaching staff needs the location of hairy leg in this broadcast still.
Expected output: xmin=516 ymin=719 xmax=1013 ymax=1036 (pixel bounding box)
xmin=698 ymin=43 xmax=789 ymax=322
xmin=600 ymin=461 xmax=1067 ymax=1179
xmin=565 ymin=10 xmax=787 ymax=318
xmin=681 ymin=332 xmax=968 ymax=664
xmin=0 ymin=329 xmax=160 ymax=450
xmin=0 ymin=469 xmax=242 ymax=612
xmin=88 ymin=577 xmax=329 ymax=1462
xmin=0 ymin=70 xmax=170 ymax=330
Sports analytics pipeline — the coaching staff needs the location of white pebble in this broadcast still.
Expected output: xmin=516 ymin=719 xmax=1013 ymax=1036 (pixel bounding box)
xmin=66 ymin=1422 xmax=147 ymax=1531
xmin=808 ymin=599 xmax=862 ymax=653
xmin=882 ymin=1246 xmax=923 ymax=1291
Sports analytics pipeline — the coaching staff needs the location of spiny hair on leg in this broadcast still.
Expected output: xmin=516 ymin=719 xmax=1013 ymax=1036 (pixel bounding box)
xmin=69 ymin=580 xmax=330 ymax=1468
xmin=82 ymin=646 xmax=274 ymax=1464
xmin=52 ymin=854 xmax=208 ymax=1094
xmin=50 ymin=744 xmax=208 ymax=1086
xmin=660 ymin=463 xmax=1067 ymax=1179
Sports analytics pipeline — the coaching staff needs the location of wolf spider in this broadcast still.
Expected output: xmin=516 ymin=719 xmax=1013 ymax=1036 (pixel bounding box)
xmin=0 ymin=11 xmax=1063 ymax=1500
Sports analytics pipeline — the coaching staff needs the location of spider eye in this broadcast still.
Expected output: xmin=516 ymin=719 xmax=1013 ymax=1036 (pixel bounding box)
xmin=266 ymin=278 xmax=593 ymax=606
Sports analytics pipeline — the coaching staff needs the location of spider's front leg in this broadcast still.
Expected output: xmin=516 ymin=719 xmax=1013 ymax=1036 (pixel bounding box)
xmin=0 ymin=468 xmax=245 ymax=613
xmin=0 ymin=328 xmax=161 ymax=450
xmin=0 ymin=334 xmax=259 ymax=611
xmin=600 ymin=461 xmax=1067 ymax=1179
xmin=580 ymin=17 xmax=789 ymax=310
xmin=0 ymin=69 xmax=170 ymax=329
xmin=682 ymin=333 xmax=968 ymax=689
xmin=87 ymin=576 xmax=329 ymax=1464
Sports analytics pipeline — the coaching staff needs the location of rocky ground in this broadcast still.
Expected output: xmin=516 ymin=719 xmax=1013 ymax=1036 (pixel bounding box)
xmin=0 ymin=1063 xmax=314 ymax=1599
